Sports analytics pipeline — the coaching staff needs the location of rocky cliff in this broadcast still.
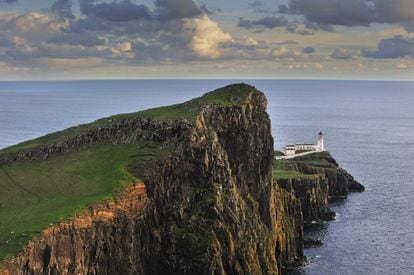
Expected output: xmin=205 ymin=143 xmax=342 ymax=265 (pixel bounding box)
xmin=0 ymin=84 xmax=306 ymax=274
xmin=273 ymin=151 xmax=364 ymax=224
xmin=288 ymin=152 xmax=365 ymax=199
xmin=276 ymin=177 xmax=334 ymax=223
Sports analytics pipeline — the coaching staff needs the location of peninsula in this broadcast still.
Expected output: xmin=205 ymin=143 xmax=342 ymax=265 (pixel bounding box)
xmin=0 ymin=84 xmax=364 ymax=274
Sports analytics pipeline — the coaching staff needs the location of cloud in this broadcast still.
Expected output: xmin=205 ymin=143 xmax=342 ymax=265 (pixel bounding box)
xmin=314 ymin=63 xmax=324 ymax=70
xmin=80 ymin=0 xmax=152 ymax=22
xmin=237 ymin=15 xmax=334 ymax=35
xmin=302 ymin=46 xmax=315 ymax=54
xmin=331 ymin=48 xmax=352 ymax=59
xmin=111 ymin=41 xmax=134 ymax=58
xmin=249 ymin=1 xmax=262 ymax=8
xmin=270 ymin=47 xmax=303 ymax=59
xmin=278 ymin=40 xmax=299 ymax=45
xmin=238 ymin=16 xmax=288 ymax=29
xmin=51 ymin=0 xmax=74 ymax=20
xmin=155 ymin=0 xmax=201 ymax=20
xmin=1 ymin=0 xmax=251 ymax=70
xmin=396 ymin=63 xmax=409 ymax=69
xmin=0 ymin=0 xmax=17 ymax=3
xmin=271 ymin=47 xmax=290 ymax=58
xmin=280 ymin=0 xmax=414 ymax=32
xmin=362 ymin=35 xmax=414 ymax=58
xmin=185 ymin=14 xmax=232 ymax=59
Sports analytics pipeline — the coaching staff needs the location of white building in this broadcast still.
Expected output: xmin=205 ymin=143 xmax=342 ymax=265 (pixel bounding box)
xmin=282 ymin=132 xmax=324 ymax=156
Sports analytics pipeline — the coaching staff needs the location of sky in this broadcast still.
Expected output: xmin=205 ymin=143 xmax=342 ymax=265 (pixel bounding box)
xmin=0 ymin=0 xmax=413 ymax=80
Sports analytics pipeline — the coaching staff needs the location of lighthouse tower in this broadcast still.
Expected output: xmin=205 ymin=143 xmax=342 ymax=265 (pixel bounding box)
xmin=317 ymin=131 xmax=324 ymax=151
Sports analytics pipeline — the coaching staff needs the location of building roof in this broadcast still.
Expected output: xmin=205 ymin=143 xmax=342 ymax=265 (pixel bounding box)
xmin=319 ymin=131 xmax=323 ymax=135
xmin=296 ymin=143 xmax=315 ymax=146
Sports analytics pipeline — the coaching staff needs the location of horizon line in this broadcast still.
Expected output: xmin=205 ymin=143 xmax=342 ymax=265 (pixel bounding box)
xmin=0 ymin=78 xmax=413 ymax=82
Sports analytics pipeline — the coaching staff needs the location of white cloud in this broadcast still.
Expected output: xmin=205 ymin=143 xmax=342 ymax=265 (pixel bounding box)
xmin=315 ymin=63 xmax=325 ymax=70
xmin=185 ymin=14 xmax=232 ymax=59
xmin=111 ymin=41 xmax=135 ymax=58
xmin=271 ymin=47 xmax=289 ymax=58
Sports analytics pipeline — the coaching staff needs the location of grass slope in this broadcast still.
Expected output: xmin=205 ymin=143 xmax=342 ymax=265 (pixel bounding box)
xmin=273 ymin=155 xmax=320 ymax=180
xmin=0 ymin=83 xmax=258 ymax=262
xmin=272 ymin=152 xmax=338 ymax=180
xmin=0 ymin=84 xmax=256 ymax=156
xmin=0 ymin=142 xmax=167 ymax=261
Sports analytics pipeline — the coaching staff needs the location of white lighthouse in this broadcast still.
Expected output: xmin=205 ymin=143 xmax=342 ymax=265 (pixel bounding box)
xmin=317 ymin=131 xmax=324 ymax=151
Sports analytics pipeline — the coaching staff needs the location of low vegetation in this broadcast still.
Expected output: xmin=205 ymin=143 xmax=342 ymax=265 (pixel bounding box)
xmin=272 ymin=152 xmax=325 ymax=180
xmin=272 ymin=169 xmax=319 ymax=180
xmin=0 ymin=142 xmax=167 ymax=261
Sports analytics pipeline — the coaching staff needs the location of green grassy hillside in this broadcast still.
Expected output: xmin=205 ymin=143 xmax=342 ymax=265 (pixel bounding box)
xmin=0 ymin=83 xmax=259 ymax=262
xmin=272 ymin=152 xmax=339 ymax=180
xmin=273 ymin=154 xmax=321 ymax=180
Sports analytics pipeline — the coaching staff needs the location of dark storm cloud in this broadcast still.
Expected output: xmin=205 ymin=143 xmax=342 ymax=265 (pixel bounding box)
xmin=155 ymin=0 xmax=201 ymax=20
xmin=279 ymin=0 xmax=414 ymax=32
xmin=238 ymin=16 xmax=288 ymax=29
xmin=237 ymin=15 xmax=335 ymax=35
xmin=302 ymin=46 xmax=315 ymax=54
xmin=76 ymin=0 xmax=202 ymax=24
xmin=80 ymin=0 xmax=152 ymax=22
xmin=362 ymin=35 xmax=414 ymax=58
xmin=305 ymin=21 xmax=335 ymax=32
xmin=331 ymin=48 xmax=352 ymax=59
xmin=51 ymin=0 xmax=75 ymax=20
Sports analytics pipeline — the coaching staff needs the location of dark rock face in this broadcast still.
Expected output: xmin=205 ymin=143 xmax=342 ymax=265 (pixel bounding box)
xmin=141 ymin=92 xmax=305 ymax=274
xmin=1 ymin=87 xmax=305 ymax=274
xmin=304 ymin=238 xmax=323 ymax=248
xmin=277 ymin=177 xmax=335 ymax=223
xmin=274 ymin=152 xmax=364 ymax=225
xmin=292 ymin=152 xmax=365 ymax=199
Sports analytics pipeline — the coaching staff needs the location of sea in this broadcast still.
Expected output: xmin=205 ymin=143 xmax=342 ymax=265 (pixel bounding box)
xmin=1 ymin=80 xmax=413 ymax=274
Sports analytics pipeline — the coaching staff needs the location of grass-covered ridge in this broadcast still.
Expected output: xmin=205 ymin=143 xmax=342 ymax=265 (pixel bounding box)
xmin=273 ymin=153 xmax=319 ymax=180
xmin=0 ymin=83 xmax=260 ymax=262
xmin=272 ymin=169 xmax=319 ymax=180
xmin=272 ymin=151 xmax=339 ymax=180
xmin=0 ymin=83 xmax=259 ymax=157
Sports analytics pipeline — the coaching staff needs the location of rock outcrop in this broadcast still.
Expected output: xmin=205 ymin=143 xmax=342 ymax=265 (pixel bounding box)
xmin=273 ymin=151 xmax=364 ymax=224
xmin=0 ymin=84 xmax=306 ymax=274
xmin=290 ymin=152 xmax=365 ymax=199
xmin=277 ymin=177 xmax=335 ymax=223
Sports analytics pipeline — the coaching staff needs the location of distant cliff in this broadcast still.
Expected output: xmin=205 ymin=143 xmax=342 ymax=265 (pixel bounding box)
xmin=0 ymin=84 xmax=363 ymax=275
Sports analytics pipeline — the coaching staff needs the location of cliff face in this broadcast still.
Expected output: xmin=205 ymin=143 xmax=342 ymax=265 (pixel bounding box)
xmin=291 ymin=152 xmax=365 ymax=199
xmin=277 ymin=177 xmax=334 ymax=223
xmin=273 ymin=151 xmax=364 ymax=224
xmin=1 ymin=85 xmax=305 ymax=274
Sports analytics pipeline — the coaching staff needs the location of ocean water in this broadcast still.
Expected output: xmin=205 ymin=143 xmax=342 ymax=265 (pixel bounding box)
xmin=1 ymin=80 xmax=414 ymax=274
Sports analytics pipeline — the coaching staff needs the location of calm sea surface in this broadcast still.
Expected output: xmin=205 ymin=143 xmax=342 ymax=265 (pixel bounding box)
xmin=1 ymin=80 xmax=414 ymax=274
